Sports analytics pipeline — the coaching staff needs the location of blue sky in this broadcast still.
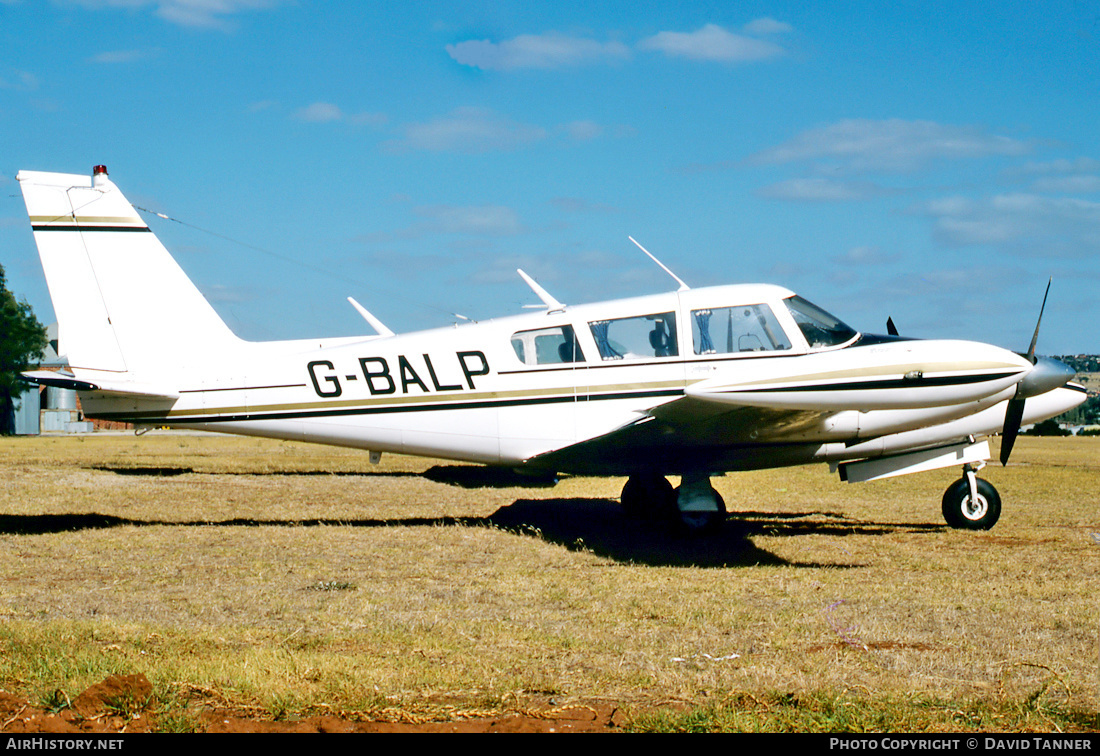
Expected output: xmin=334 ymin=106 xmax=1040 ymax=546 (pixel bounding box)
xmin=2 ymin=1 xmax=1098 ymax=353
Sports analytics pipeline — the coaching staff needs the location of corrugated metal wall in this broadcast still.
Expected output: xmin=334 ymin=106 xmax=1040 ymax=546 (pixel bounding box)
xmin=13 ymin=388 xmax=40 ymax=435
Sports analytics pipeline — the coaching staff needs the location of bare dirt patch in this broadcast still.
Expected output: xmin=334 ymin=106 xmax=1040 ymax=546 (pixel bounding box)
xmin=1 ymin=675 xmax=155 ymax=733
xmin=202 ymin=703 xmax=625 ymax=733
xmin=0 ymin=675 xmax=624 ymax=733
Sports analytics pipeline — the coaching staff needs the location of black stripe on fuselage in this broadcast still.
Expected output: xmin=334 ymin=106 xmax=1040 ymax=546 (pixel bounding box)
xmin=727 ymin=371 xmax=1020 ymax=395
xmin=178 ymin=383 xmax=308 ymax=394
xmin=89 ymin=388 xmax=686 ymax=425
xmin=31 ymin=225 xmax=151 ymax=233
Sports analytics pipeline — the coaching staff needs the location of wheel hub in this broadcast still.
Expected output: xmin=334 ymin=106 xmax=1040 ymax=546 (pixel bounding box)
xmin=961 ymin=494 xmax=988 ymax=521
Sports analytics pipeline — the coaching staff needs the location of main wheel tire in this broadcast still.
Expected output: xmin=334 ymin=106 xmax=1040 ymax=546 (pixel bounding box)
xmin=621 ymin=475 xmax=675 ymax=519
xmin=941 ymin=477 xmax=1001 ymax=530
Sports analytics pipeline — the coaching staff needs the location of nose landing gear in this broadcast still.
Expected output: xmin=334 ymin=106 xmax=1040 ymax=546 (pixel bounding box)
xmin=942 ymin=463 xmax=1001 ymax=530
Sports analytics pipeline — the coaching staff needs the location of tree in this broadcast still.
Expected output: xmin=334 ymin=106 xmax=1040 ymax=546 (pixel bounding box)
xmin=1025 ymin=418 xmax=1071 ymax=437
xmin=0 ymin=263 xmax=47 ymax=435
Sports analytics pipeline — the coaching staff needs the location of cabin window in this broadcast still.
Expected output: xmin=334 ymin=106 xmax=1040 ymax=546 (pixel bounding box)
xmin=783 ymin=295 xmax=858 ymax=348
xmin=510 ymin=325 xmax=585 ymax=365
xmin=589 ymin=312 xmax=678 ymax=361
xmin=691 ymin=305 xmax=791 ymax=354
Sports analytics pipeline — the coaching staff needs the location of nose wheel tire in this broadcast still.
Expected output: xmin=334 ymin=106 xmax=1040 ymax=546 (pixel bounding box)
xmin=941 ymin=477 xmax=1001 ymax=530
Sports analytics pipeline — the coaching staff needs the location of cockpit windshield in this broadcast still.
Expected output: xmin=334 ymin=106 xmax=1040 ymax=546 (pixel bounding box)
xmin=783 ymin=295 xmax=858 ymax=349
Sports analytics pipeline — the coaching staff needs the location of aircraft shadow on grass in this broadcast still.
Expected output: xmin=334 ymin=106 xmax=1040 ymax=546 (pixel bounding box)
xmin=88 ymin=463 xmax=557 ymax=486
xmin=0 ymin=488 xmax=942 ymax=569
xmin=88 ymin=464 xmax=424 ymax=479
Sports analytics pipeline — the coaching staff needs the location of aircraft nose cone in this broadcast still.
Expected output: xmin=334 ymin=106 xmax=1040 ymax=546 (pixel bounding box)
xmin=1017 ymin=356 xmax=1077 ymax=399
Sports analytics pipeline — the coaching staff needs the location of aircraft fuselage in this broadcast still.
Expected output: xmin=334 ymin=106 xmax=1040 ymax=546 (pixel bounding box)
xmin=73 ymin=285 xmax=1083 ymax=476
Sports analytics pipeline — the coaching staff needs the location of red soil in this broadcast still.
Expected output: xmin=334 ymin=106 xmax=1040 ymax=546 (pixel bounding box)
xmin=0 ymin=675 xmax=626 ymax=733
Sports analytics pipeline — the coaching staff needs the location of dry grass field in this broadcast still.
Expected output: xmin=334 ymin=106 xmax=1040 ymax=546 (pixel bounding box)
xmin=0 ymin=432 xmax=1096 ymax=732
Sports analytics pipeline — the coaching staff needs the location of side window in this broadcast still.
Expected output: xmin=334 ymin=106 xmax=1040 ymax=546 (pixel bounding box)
xmin=510 ymin=325 xmax=584 ymax=366
xmin=692 ymin=305 xmax=791 ymax=354
xmin=589 ymin=312 xmax=678 ymax=361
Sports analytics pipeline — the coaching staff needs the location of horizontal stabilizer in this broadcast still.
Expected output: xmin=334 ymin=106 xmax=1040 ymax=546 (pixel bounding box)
xmin=21 ymin=370 xmax=179 ymax=399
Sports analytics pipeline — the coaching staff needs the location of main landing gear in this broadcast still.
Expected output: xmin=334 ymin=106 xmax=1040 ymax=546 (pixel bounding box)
xmin=941 ymin=463 xmax=1001 ymax=530
xmin=620 ymin=472 xmax=726 ymax=533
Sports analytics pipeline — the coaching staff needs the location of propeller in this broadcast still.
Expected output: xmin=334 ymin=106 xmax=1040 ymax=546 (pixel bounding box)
xmin=999 ymin=279 xmax=1075 ymax=465
xmin=1000 ymin=394 xmax=1027 ymax=466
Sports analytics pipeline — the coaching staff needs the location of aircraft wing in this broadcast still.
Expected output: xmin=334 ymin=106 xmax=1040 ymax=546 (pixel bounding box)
xmin=529 ymin=342 xmax=1038 ymax=475
xmin=527 ymin=394 xmax=833 ymax=475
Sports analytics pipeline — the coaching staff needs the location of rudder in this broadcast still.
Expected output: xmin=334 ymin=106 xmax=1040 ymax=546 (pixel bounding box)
xmin=18 ymin=166 xmax=240 ymax=383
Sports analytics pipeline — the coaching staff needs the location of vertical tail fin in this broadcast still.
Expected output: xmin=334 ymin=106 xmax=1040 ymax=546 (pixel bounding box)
xmin=18 ymin=167 xmax=240 ymax=383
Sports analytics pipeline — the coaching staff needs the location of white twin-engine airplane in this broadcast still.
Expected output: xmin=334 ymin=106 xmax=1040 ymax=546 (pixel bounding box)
xmin=17 ymin=167 xmax=1086 ymax=533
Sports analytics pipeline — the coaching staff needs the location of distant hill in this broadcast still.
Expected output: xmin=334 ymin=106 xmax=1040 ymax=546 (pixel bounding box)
xmin=1055 ymin=355 xmax=1100 ymax=373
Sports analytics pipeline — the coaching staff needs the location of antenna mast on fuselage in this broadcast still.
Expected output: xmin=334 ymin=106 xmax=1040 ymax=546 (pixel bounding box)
xmin=629 ymin=236 xmax=690 ymax=291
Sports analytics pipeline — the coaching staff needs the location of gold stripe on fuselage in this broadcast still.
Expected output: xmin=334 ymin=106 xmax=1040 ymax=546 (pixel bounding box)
xmin=723 ymin=361 xmax=1023 ymax=390
xmin=129 ymin=378 xmax=690 ymax=420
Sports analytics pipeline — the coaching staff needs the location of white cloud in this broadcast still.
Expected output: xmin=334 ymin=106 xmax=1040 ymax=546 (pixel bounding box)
xmin=0 ymin=68 xmax=39 ymax=90
xmin=383 ymin=108 xmax=612 ymax=154
xmin=1008 ymin=157 xmax=1100 ymax=194
xmin=446 ymin=23 xmax=791 ymax=71
xmin=292 ymin=102 xmax=386 ymax=126
xmin=638 ymin=23 xmax=785 ymax=62
xmin=550 ymin=197 xmax=619 ymax=214
xmin=463 ymin=249 xmax=643 ymax=303
xmin=922 ymin=193 xmax=1100 ymax=255
xmin=384 ymin=107 xmax=548 ymax=153
xmin=753 ymin=119 xmax=1030 ymax=172
xmin=743 ymin=17 xmax=793 ymax=35
xmin=366 ymin=204 xmax=526 ymax=241
xmin=341 ymin=112 xmax=388 ymax=127
xmin=415 ymin=205 xmax=525 ymax=236
xmin=88 ymin=49 xmax=154 ymax=63
xmin=562 ymin=120 xmax=602 ymax=141
xmin=447 ymin=32 xmax=630 ymax=70
xmin=293 ymin=102 xmax=342 ymax=123
xmin=60 ymin=0 xmax=286 ymax=30
xmin=1014 ymin=157 xmax=1100 ymax=176
xmin=1031 ymin=175 xmax=1100 ymax=194
xmin=835 ymin=246 xmax=898 ymax=265
xmin=758 ymin=177 xmax=883 ymax=202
